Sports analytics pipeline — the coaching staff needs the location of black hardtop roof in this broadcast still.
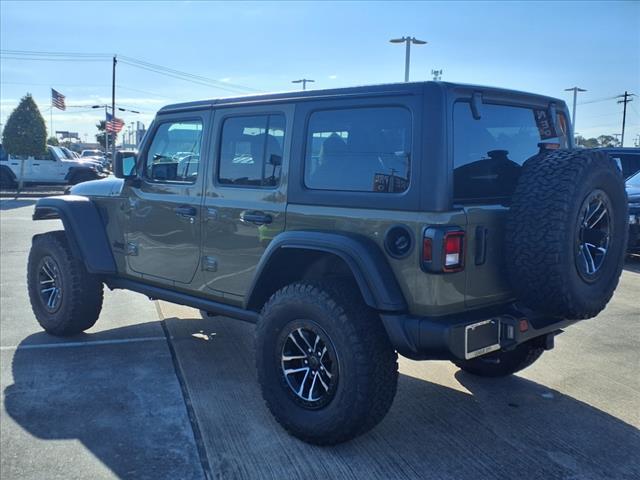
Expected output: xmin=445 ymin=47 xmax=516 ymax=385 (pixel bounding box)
xmin=157 ymin=81 xmax=566 ymax=114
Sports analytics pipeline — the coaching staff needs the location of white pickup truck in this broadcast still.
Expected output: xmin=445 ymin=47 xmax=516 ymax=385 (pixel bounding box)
xmin=0 ymin=145 xmax=107 ymax=188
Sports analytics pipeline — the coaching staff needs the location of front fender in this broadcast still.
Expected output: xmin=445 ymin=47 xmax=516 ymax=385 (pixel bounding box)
xmin=33 ymin=195 xmax=116 ymax=275
xmin=248 ymin=230 xmax=407 ymax=312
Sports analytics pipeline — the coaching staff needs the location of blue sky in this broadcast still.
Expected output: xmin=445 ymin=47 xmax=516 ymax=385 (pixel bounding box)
xmin=1 ymin=0 xmax=639 ymax=145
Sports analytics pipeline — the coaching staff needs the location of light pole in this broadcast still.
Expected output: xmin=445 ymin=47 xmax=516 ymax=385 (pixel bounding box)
xmin=292 ymin=78 xmax=315 ymax=90
xmin=564 ymin=87 xmax=586 ymax=134
xmin=390 ymin=36 xmax=427 ymax=82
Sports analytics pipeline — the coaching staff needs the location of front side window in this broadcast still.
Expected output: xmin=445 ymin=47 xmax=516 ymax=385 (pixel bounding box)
xmin=453 ymin=103 xmax=568 ymax=202
xmin=218 ymin=114 xmax=285 ymax=187
xmin=144 ymin=120 xmax=202 ymax=183
xmin=304 ymin=107 xmax=411 ymax=193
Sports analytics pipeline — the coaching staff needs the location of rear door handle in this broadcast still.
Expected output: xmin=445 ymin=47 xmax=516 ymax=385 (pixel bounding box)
xmin=174 ymin=205 xmax=197 ymax=217
xmin=240 ymin=210 xmax=272 ymax=225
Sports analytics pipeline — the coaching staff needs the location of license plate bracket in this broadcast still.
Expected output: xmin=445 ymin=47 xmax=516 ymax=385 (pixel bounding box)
xmin=465 ymin=319 xmax=501 ymax=360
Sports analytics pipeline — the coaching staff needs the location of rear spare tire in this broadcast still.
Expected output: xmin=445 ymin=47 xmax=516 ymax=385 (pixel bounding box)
xmin=506 ymin=149 xmax=627 ymax=319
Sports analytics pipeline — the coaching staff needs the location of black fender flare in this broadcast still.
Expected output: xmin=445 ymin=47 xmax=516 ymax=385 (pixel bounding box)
xmin=247 ymin=230 xmax=407 ymax=312
xmin=32 ymin=195 xmax=116 ymax=275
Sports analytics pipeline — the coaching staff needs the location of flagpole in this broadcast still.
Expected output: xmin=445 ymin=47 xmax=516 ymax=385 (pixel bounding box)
xmin=50 ymin=88 xmax=53 ymax=137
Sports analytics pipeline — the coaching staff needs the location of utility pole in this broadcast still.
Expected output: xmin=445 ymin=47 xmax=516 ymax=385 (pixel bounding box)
xmin=111 ymin=55 xmax=117 ymax=159
xmin=616 ymin=91 xmax=635 ymax=147
xmin=564 ymin=86 xmax=586 ymax=134
xmin=292 ymin=78 xmax=314 ymax=90
xmin=390 ymin=36 xmax=427 ymax=82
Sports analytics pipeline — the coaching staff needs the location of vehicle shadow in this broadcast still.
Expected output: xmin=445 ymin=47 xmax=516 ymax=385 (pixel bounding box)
xmin=2 ymin=324 xmax=205 ymax=480
xmin=0 ymin=199 xmax=36 ymax=210
xmin=4 ymin=320 xmax=640 ymax=480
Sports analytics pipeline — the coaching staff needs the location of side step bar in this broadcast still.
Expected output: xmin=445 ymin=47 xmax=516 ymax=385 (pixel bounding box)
xmin=106 ymin=278 xmax=259 ymax=323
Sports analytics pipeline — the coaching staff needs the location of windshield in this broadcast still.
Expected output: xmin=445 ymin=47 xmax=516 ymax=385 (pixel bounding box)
xmin=82 ymin=150 xmax=100 ymax=157
xmin=628 ymin=170 xmax=640 ymax=188
xmin=61 ymin=148 xmax=75 ymax=159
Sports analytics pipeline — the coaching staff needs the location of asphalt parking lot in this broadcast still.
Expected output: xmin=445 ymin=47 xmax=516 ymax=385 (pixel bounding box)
xmin=1 ymin=198 xmax=639 ymax=480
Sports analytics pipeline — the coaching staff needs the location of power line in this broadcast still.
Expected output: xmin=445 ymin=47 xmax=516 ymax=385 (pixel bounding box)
xmin=0 ymin=81 xmax=173 ymax=99
xmin=1 ymin=49 xmax=262 ymax=94
xmin=577 ymin=95 xmax=619 ymax=105
xmin=119 ymin=55 xmax=259 ymax=93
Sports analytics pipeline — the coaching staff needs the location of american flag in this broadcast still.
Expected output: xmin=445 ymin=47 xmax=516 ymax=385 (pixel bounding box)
xmin=106 ymin=111 xmax=125 ymax=133
xmin=51 ymin=89 xmax=66 ymax=111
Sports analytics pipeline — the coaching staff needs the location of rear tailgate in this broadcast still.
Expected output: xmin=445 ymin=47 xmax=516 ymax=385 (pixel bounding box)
xmin=450 ymin=94 xmax=571 ymax=308
xmin=463 ymin=204 xmax=513 ymax=308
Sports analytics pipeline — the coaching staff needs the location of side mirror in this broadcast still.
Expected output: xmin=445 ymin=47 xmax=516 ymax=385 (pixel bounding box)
xmin=114 ymin=151 xmax=138 ymax=179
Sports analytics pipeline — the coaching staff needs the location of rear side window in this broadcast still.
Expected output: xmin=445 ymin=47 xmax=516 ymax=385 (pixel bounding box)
xmin=218 ymin=114 xmax=285 ymax=187
xmin=453 ymin=103 xmax=568 ymax=202
xmin=304 ymin=107 xmax=411 ymax=193
xmin=144 ymin=120 xmax=202 ymax=183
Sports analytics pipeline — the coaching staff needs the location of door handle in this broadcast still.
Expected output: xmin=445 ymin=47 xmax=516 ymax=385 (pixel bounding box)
xmin=174 ymin=205 xmax=197 ymax=217
xmin=240 ymin=210 xmax=272 ymax=225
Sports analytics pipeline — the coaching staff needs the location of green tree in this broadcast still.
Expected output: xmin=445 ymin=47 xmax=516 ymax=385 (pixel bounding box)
xmin=95 ymin=120 xmax=117 ymax=149
xmin=575 ymin=136 xmax=600 ymax=148
xmin=596 ymin=135 xmax=621 ymax=148
xmin=47 ymin=136 xmax=59 ymax=146
xmin=1 ymin=93 xmax=47 ymax=157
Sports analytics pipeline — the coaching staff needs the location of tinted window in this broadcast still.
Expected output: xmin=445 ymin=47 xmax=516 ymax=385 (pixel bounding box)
xmin=304 ymin=107 xmax=411 ymax=193
xmin=144 ymin=120 xmax=202 ymax=183
xmin=218 ymin=115 xmax=285 ymax=187
xmin=609 ymin=153 xmax=640 ymax=179
xmin=453 ymin=103 xmax=568 ymax=202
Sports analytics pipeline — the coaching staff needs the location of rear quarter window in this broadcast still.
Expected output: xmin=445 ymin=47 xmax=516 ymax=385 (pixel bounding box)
xmin=304 ymin=106 xmax=411 ymax=193
xmin=453 ymin=102 xmax=567 ymax=203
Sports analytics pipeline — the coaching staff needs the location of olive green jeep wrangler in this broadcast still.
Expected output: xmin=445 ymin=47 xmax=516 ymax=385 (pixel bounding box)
xmin=27 ymin=82 xmax=628 ymax=445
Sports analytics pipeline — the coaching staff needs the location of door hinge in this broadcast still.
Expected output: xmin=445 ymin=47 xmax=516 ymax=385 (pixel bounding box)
xmin=202 ymin=256 xmax=218 ymax=272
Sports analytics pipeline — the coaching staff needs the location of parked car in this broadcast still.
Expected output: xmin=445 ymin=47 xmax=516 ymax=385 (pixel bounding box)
xmin=27 ymin=81 xmax=627 ymax=445
xmin=80 ymin=149 xmax=109 ymax=168
xmin=0 ymin=145 xmax=107 ymax=187
xmin=599 ymin=147 xmax=640 ymax=179
xmin=627 ymin=169 xmax=640 ymax=253
xmin=60 ymin=146 xmax=80 ymax=160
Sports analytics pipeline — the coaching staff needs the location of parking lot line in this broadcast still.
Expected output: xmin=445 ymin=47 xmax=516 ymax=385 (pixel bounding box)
xmin=0 ymin=336 xmax=168 ymax=351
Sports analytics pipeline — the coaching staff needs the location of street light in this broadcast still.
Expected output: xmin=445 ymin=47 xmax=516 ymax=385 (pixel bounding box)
xmin=564 ymin=87 xmax=587 ymax=134
xmin=390 ymin=36 xmax=427 ymax=82
xmin=292 ymin=78 xmax=315 ymax=90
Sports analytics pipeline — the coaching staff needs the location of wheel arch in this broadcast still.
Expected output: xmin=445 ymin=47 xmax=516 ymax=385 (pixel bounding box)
xmin=246 ymin=231 xmax=407 ymax=313
xmin=32 ymin=195 xmax=117 ymax=275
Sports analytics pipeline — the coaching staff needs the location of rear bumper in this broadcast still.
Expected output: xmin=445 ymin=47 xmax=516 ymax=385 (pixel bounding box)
xmin=380 ymin=305 xmax=576 ymax=361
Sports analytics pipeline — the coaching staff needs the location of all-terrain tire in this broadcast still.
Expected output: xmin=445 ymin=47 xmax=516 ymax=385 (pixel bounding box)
xmin=506 ymin=149 xmax=627 ymax=319
xmin=27 ymin=231 xmax=103 ymax=335
xmin=255 ymin=279 xmax=398 ymax=445
xmin=453 ymin=338 xmax=545 ymax=377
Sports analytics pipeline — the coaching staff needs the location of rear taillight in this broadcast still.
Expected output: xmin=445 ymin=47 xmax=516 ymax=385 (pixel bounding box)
xmin=422 ymin=227 xmax=466 ymax=273
xmin=443 ymin=231 xmax=465 ymax=272
xmin=422 ymin=237 xmax=433 ymax=263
